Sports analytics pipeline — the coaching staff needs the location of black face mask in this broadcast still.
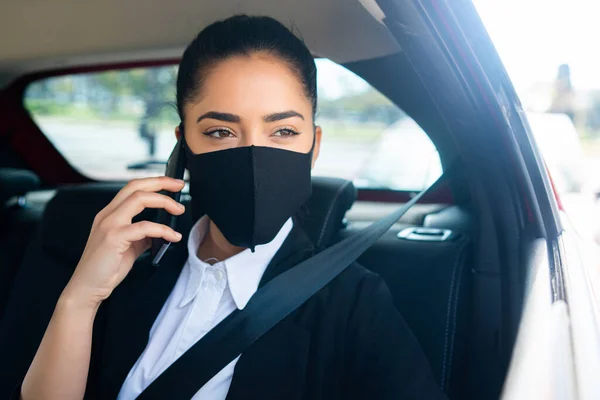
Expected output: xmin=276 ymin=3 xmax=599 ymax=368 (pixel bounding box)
xmin=184 ymin=137 xmax=313 ymax=251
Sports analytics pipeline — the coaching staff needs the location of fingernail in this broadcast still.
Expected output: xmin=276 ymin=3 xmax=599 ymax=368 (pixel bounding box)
xmin=178 ymin=202 xmax=185 ymax=210
xmin=175 ymin=232 xmax=182 ymax=239
xmin=176 ymin=179 xmax=185 ymax=184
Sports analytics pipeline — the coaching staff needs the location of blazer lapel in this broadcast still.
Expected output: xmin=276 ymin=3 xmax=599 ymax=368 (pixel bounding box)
xmin=226 ymin=224 xmax=316 ymax=400
xmin=99 ymin=240 xmax=189 ymax=399
xmin=258 ymin=222 xmax=316 ymax=287
xmin=226 ymin=319 xmax=312 ymax=400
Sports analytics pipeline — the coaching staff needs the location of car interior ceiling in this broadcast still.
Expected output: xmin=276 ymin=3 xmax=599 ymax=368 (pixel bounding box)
xmin=0 ymin=0 xmax=400 ymax=88
xmin=0 ymin=12 xmax=535 ymax=400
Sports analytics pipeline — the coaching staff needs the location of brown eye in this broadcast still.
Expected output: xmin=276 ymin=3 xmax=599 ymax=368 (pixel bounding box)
xmin=204 ymin=129 xmax=235 ymax=139
xmin=272 ymin=128 xmax=300 ymax=137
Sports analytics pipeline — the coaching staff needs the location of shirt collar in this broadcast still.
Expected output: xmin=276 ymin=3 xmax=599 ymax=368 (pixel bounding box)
xmin=180 ymin=216 xmax=293 ymax=310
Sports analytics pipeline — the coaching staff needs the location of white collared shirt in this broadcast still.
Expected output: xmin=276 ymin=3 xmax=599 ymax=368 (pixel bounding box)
xmin=117 ymin=216 xmax=293 ymax=400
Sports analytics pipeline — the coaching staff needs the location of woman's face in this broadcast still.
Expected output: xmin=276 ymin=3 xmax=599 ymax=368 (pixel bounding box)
xmin=177 ymin=53 xmax=321 ymax=166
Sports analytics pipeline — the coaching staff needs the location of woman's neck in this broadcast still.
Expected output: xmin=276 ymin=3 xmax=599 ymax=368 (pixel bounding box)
xmin=197 ymin=219 xmax=246 ymax=263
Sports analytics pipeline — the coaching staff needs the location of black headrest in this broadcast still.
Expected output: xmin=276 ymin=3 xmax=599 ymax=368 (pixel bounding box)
xmin=42 ymin=177 xmax=356 ymax=263
xmin=302 ymin=177 xmax=357 ymax=250
xmin=0 ymin=168 xmax=40 ymax=206
xmin=42 ymin=184 xmax=149 ymax=263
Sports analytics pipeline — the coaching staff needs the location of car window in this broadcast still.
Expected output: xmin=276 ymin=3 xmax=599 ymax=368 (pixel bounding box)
xmin=526 ymin=112 xmax=585 ymax=193
xmin=24 ymin=59 xmax=442 ymax=190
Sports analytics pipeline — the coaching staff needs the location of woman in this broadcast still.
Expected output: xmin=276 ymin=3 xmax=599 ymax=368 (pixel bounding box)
xmin=21 ymin=15 xmax=445 ymax=400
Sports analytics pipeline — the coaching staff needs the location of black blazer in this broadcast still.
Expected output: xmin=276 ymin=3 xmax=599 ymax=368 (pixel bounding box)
xmin=8 ymin=224 xmax=446 ymax=400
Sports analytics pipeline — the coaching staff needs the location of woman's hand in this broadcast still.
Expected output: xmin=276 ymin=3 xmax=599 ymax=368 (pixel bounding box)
xmin=61 ymin=177 xmax=186 ymax=310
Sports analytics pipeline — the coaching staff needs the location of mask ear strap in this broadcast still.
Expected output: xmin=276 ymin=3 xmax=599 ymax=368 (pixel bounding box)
xmin=179 ymin=122 xmax=190 ymax=149
xmin=178 ymin=122 xmax=185 ymax=139
xmin=309 ymin=125 xmax=317 ymax=153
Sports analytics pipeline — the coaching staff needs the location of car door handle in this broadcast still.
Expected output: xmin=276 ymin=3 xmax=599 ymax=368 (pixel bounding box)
xmin=397 ymin=227 xmax=454 ymax=242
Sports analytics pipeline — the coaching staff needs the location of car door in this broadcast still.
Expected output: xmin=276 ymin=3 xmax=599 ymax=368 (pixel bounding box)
xmin=365 ymin=0 xmax=600 ymax=397
xmin=431 ymin=0 xmax=600 ymax=398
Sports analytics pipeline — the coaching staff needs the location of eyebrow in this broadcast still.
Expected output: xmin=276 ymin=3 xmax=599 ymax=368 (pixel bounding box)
xmin=263 ymin=110 xmax=305 ymax=122
xmin=196 ymin=110 xmax=305 ymax=124
xmin=196 ymin=111 xmax=241 ymax=123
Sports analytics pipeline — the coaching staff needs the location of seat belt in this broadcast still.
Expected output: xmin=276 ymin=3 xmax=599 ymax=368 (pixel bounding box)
xmin=137 ymin=167 xmax=452 ymax=400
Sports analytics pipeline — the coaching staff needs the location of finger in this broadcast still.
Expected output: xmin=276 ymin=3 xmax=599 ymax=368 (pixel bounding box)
xmin=132 ymin=237 xmax=152 ymax=258
xmin=107 ymin=191 xmax=185 ymax=224
xmin=120 ymin=221 xmax=183 ymax=243
xmin=109 ymin=176 xmax=185 ymax=212
xmin=100 ymin=177 xmax=185 ymax=218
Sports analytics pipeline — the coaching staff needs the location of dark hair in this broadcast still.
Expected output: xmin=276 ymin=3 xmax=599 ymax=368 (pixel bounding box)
xmin=176 ymin=15 xmax=317 ymax=120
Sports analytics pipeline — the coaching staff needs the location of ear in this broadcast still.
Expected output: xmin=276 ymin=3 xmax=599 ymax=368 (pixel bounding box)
xmin=311 ymin=125 xmax=322 ymax=169
xmin=175 ymin=125 xmax=182 ymax=141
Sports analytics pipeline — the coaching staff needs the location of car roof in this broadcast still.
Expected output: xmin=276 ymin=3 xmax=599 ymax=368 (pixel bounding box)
xmin=0 ymin=0 xmax=399 ymax=86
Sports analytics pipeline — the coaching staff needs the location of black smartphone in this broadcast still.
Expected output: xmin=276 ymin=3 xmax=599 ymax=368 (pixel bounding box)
xmin=151 ymin=138 xmax=186 ymax=266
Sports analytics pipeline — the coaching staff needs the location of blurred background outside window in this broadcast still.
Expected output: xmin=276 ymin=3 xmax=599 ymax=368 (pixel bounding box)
xmin=25 ymin=60 xmax=441 ymax=191
xmin=474 ymin=0 xmax=600 ymax=244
